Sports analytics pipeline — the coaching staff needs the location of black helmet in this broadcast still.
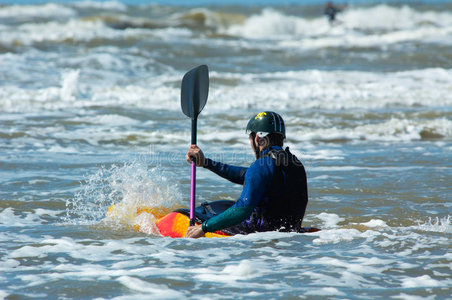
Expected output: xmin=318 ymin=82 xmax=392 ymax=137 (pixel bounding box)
xmin=245 ymin=111 xmax=285 ymax=138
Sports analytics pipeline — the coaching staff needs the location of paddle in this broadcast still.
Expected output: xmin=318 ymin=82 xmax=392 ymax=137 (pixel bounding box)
xmin=181 ymin=65 xmax=209 ymax=226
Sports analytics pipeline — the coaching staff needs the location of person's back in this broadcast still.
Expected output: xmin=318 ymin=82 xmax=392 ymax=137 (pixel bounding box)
xmin=241 ymin=147 xmax=308 ymax=233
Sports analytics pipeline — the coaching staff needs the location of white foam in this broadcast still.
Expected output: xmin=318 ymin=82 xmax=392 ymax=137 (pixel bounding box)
xmin=213 ymin=68 xmax=452 ymax=110
xmin=111 ymin=260 xmax=144 ymax=269
xmin=392 ymin=293 xmax=437 ymax=300
xmin=343 ymin=4 xmax=452 ymax=30
xmin=0 ymin=290 xmax=8 ymax=299
xmin=305 ymin=287 xmax=346 ymax=297
xmin=313 ymin=228 xmax=363 ymax=245
xmin=0 ymin=259 xmax=20 ymax=270
xmin=0 ymin=19 xmax=121 ymax=46
xmin=117 ymin=276 xmax=184 ymax=298
xmin=194 ymin=260 xmax=269 ymax=287
xmin=226 ymin=8 xmax=328 ymax=39
xmin=60 ymin=70 xmax=80 ymax=101
xmin=74 ymin=114 xmax=140 ymax=126
xmin=47 ymin=145 xmax=79 ymax=153
xmin=0 ymin=208 xmax=41 ymax=227
xmin=297 ymin=149 xmax=344 ymax=160
xmin=360 ymin=219 xmax=389 ymax=228
xmin=9 ymin=236 xmax=159 ymax=263
xmin=0 ymin=232 xmax=37 ymax=245
xmin=10 ymin=245 xmax=45 ymax=258
xmin=1 ymin=220 xmax=450 ymax=298
xmin=19 ymin=274 xmax=49 ymax=288
xmin=90 ymin=84 xmax=179 ymax=110
xmin=401 ymin=275 xmax=442 ymax=288
xmin=353 ymin=118 xmax=452 ymax=142
xmin=223 ymin=5 xmax=452 ymax=49
xmin=316 ymin=212 xmax=344 ymax=228
xmin=416 ymin=216 xmax=451 ymax=233
xmin=72 ymin=0 xmax=127 ymax=11
xmin=221 ymin=260 xmax=257 ymax=277
xmin=315 ymin=256 xmax=387 ymax=274
xmin=0 ymin=3 xmax=76 ymax=19
xmin=1 ymin=67 xmax=451 ymax=142
xmin=225 ymin=230 xmax=300 ymax=242
xmin=282 ymin=24 xmax=452 ymax=51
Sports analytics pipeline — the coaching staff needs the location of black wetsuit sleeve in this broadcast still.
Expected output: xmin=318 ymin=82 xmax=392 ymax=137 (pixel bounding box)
xmin=203 ymin=158 xmax=247 ymax=185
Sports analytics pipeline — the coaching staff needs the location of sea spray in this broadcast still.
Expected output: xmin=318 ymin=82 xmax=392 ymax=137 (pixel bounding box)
xmin=64 ymin=159 xmax=185 ymax=234
xmin=60 ymin=69 xmax=80 ymax=101
xmin=416 ymin=216 xmax=451 ymax=233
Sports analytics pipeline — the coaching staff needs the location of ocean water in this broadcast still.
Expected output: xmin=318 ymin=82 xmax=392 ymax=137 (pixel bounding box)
xmin=0 ymin=0 xmax=451 ymax=299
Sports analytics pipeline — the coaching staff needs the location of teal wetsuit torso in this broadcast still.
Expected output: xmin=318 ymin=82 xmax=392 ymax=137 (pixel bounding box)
xmin=201 ymin=146 xmax=308 ymax=234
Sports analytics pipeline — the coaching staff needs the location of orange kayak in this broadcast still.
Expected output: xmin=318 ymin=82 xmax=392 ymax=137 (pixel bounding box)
xmin=107 ymin=200 xmax=320 ymax=238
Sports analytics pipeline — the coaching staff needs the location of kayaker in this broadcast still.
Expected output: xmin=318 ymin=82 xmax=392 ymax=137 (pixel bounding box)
xmin=185 ymin=111 xmax=309 ymax=238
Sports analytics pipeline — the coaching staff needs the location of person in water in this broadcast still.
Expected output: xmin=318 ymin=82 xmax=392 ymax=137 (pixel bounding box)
xmin=185 ymin=111 xmax=309 ymax=238
xmin=324 ymin=2 xmax=346 ymax=25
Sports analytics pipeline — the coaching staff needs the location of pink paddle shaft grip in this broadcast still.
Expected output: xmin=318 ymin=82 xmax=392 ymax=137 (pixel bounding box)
xmin=190 ymin=161 xmax=196 ymax=223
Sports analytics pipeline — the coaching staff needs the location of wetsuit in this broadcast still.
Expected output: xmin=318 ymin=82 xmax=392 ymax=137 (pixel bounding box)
xmin=201 ymin=146 xmax=308 ymax=234
xmin=325 ymin=6 xmax=341 ymax=23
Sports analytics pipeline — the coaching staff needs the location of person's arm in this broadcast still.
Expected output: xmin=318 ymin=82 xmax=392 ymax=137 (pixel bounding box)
xmin=186 ymin=145 xmax=247 ymax=184
xmin=201 ymin=157 xmax=274 ymax=233
xmin=204 ymin=158 xmax=247 ymax=185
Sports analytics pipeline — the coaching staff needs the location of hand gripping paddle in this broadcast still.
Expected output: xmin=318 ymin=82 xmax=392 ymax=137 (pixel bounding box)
xmin=181 ymin=65 xmax=209 ymax=226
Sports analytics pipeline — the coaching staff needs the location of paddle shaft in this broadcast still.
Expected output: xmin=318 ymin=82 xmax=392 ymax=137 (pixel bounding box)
xmin=190 ymin=117 xmax=197 ymax=226
xmin=191 ymin=117 xmax=197 ymax=145
xmin=190 ymin=161 xmax=196 ymax=226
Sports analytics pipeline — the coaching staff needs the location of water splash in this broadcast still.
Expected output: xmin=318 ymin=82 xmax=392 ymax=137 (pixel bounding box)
xmin=416 ymin=216 xmax=451 ymax=233
xmin=64 ymin=159 xmax=185 ymax=235
xmin=60 ymin=69 xmax=80 ymax=101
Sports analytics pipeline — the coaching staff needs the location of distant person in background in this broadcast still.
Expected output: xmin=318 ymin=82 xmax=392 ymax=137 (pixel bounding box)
xmin=324 ymin=2 xmax=347 ymax=25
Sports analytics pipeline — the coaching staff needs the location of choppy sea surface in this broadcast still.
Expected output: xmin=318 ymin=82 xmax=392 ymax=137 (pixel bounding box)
xmin=0 ymin=0 xmax=451 ymax=299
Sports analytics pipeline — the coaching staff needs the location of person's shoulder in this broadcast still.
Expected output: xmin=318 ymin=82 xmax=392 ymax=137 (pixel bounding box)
xmin=245 ymin=157 xmax=275 ymax=182
xmin=249 ymin=156 xmax=275 ymax=171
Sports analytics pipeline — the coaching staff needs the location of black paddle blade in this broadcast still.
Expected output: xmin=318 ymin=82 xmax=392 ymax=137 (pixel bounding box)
xmin=181 ymin=65 xmax=209 ymax=120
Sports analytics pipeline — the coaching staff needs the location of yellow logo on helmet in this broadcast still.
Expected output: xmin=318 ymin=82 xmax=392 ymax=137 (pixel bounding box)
xmin=255 ymin=112 xmax=267 ymax=119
